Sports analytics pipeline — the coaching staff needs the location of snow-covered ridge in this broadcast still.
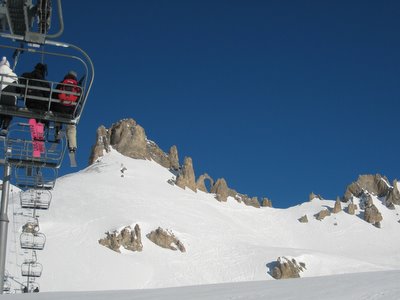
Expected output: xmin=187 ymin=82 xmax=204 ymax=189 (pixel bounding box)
xmin=5 ymin=150 xmax=400 ymax=292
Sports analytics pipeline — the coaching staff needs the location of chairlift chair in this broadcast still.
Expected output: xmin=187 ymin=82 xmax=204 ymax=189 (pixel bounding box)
xmin=4 ymin=122 xmax=66 ymax=168
xmin=20 ymin=188 xmax=51 ymax=209
xmin=21 ymin=261 xmax=42 ymax=277
xmin=20 ymin=231 xmax=45 ymax=250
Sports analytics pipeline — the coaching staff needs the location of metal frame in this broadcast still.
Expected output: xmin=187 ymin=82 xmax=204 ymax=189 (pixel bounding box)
xmin=20 ymin=231 xmax=46 ymax=250
xmin=20 ymin=188 xmax=51 ymax=210
xmin=0 ymin=40 xmax=94 ymax=125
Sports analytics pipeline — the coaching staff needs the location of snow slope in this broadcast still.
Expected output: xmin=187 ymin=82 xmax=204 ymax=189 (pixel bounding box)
xmin=5 ymin=150 xmax=400 ymax=292
xmin=3 ymin=270 xmax=400 ymax=300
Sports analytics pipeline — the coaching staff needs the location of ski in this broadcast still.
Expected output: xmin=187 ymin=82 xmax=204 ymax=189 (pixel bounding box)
xmin=68 ymin=151 xmax=77 ymax=167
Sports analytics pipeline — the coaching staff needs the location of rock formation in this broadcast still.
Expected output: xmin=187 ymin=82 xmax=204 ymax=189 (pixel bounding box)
xmin=146 ymin=227 xmax=186 ymax=252
xmin=261 ymin=197 xmax=272 ymax=207
xmin=210 ymin=178 xmax=231 ymax=202
xmin=175 ymin=157 xmax=197 ymax=192
xmin=386 ymin=179 xmax=400 ymax=207
xmin=99 ymin=224 xmax=143 ymax=253
xmin=333 ymin=197 xmax=342 ymax=213
xmin=315 ymin=209 xmax=331 ymax=221
xmin=270 ymin=256 xmax=306 ymax=279
xmin=309 ymin=192 xmax=323 ymax=201
xmin=347 ymin=202 xmax=357 ymax=215
xmin=343 ymin=174 xmax=391 ymax=202
xmin=243 ymin=196 xmax=261 ymax=208
xmin=298 ymin=215 xmax=308 ymax=223
xmin=89 ymin=119 xmax=180 ymax=170
xmin=364 ymin=196 xmax=383 ymax=228
xmin=196 ymin=173 xmax=214 ymax=193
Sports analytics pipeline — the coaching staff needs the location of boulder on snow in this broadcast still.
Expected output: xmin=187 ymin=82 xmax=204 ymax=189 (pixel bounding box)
xmin=346 ymin=202 xmax=357 ymax=215
xmin=270 ymin=256 xmax=306 ymax=279
xmin=298 ymin=215 xmax=308 ymax=223
xmin=99 ymin=224 xmax=143 ymax=253
xmin=315 ymin=209 xmax=331 ymax=221
xmin=146 ymin=227 xmax=186 ymax=252
xmin=386 ymin=179 xmax=400 ymax=207
xmin=363 ymin=196 xmax=383 ymax=228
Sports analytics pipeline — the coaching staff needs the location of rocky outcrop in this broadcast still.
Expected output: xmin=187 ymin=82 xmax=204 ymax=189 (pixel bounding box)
xmin=333 ymin=197 xmax=342 ymax=213
xmin=298 ymin=215 xmax=308 ymax=223
xmin=364 ymin=196 xmax=383 ymax=228
xmin=99 ymin=224 xmax=143 ymax=253
xmin=176 ymin=157 xmax=197 ymax=192
xmin=168 ymin=146 xmax=180 ymax=171
xmin=309 ymin=192 xmax=323 ymax=201
xmin=270 ymin=257 xmax=306 ymax=279
xmin=386 ymin=180 xmax=400 ymax=207
xmin=89 ymin=119 xmax=180 ymax=169
xmin=210 ymin=178 xmax=231 ymax=202
xmin=146 ymin=227 xmax=186 ymax=252
xmin=347 ymin=202 xmax=357 ymax=215
xmin=343 ymin=174 xmax=391 ymax=201
xmin=243 ymin=196 xmax=261 ymax=208
xmin=89 ymin=125 xmax=110 ymax=164
xmin=315 ymin=209 xmax=331 ymax=221
xmin=261 ymin=197 xmax=272 ymax=207
xmin=196 ymin=173 xmax=214 ymax=193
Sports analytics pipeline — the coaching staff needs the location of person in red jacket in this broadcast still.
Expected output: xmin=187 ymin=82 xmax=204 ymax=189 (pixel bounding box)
xmin=51 ymin=70 xmax=81 ymax=153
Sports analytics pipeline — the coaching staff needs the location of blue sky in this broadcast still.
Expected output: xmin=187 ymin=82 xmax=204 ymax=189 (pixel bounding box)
xmin=6 ymin=1 xmax=400 ymax=208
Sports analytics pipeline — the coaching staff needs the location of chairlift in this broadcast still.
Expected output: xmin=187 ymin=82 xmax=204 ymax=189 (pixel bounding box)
xmin=0 ymin=0 xmax=94 ymax=126
xmin=4 ymin=122 xmax=66 ymax=168
xmin=20 ymin=231 xmax=45 ymax=250
xmin=14 ymin=164 xmax=58 ymax=190
xmin=20 ymin=188 xmax=51 ymax=209
xmin=21 ymin=261 xmax=42 ymax=277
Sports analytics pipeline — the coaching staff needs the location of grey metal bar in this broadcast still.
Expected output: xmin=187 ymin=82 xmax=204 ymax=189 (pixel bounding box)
xmin=0 ymin=163 xmax=11 ymax=294
xmin=45 ymin=0 xmax=64 ymax=39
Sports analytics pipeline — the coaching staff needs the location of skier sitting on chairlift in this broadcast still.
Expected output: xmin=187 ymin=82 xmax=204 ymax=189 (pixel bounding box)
xmin=20 ymin=63 xmax=51 ymax=111
xmin=51 ymin=70 xmax=81 ymax=153
xmin=0 ymin=56 xmax=18 ymax=135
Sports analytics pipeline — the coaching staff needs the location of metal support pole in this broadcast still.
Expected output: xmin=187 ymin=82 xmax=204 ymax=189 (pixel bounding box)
xmin=0 ymin=163 xmax=12 ymax=294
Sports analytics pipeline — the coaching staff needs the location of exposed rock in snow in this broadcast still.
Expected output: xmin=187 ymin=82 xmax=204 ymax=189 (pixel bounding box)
xmin=346 ymin=202 xmax=357 ymax=215
xmin=315 ymin=209 xmax=331 ymax=221
xmin=99 ymin=224 xmax=143 ymax=253
xmin=89 ymin=119 xmax=180 ymax=170
xmin=386 ymin=179 xmax=400 ymax=207
xmin=261 ymin=197 xmax=272 ymax=207
xmin=309 ymin=192 xmax=323 ymax=201
xmin=196 ymin=173 xmax=214 ymax=193
xmin=343 ymin=174 xmax=392 ymax=201
xmin=146 ymin=227 xmax=186 ymax=252
xmin=364 ymin=196 xmax=383 ymax=228
xmin=333 ymin=197 xmax=342 ymax=213
xmin=176 ymin=156 xmax=197 ymax=192
xmin=298 ymin=215 xmax=308 ymax=223
xmin=211 ymin=178 xmax=231 ymax=202
xmin=270 ymin=256 xmax=306 ymax=279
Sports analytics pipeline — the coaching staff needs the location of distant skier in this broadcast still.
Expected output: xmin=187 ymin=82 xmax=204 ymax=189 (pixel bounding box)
xmin=120 ymin=164 xmax=127 ymax=177
xmin=0 ymin=56 xmax=18 ymax=135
